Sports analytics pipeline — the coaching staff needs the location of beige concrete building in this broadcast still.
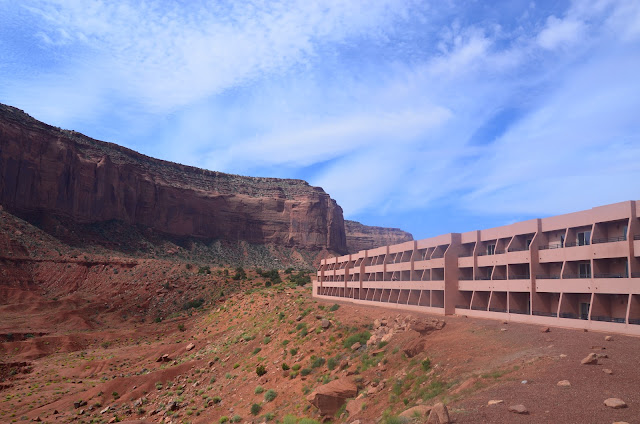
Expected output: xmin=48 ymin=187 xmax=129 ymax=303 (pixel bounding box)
xmin=314 ymin=201 xmax=640 ymax=335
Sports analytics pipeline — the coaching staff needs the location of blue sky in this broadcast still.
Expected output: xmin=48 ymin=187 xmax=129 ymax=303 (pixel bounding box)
xmin=1 ymin=0 xmax=639 ymax=240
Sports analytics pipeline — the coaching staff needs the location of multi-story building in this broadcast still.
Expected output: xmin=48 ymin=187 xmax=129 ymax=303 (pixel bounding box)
xmin=313 ymin=201 xmax=640 ymax=335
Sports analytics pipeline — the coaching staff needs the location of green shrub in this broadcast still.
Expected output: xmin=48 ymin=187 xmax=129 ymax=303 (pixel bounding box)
xmin=254 ymin=386 xmax=264 ymax=394
xmin=263 ymin=336 xmax=272 ymax=344
xmin=343 ymin=331 xmax=371 ymax=348
xmin=256 ymin=365 xmax=267 ymax=376
xmin=178 ymin=323 xmax=186 ymax=332
xmin=264 ymin=389 xmax=277 ymax=402
xmin=232 ymin=267 xmax=246 ymax=280
xmin=310 ymin=357 xmax=325 ymax=368
xmin=300 ymin=368 xmax=312 ymax=376
xmin=421 ymin=358 xmax=431 ymax=372
xmin=219 ymin=416 xmax=229 ymax=423
xmin=281 ymin=362 xmax=290 ymax=371
xmin=329 ymin=304 xmax=340 ymax=312
xmin=212 ymin=396 xmax=221 ymax=404
xmin=292 ymin=364 xmax=301 ymax=371
xmin=327 ymin=357 xmax=339 ymax=371
xmin=183 ymin=298 xmax=204 ymax=310
xmin=231 ymin=415 xmax=242 ymax=423
xmin=290 ymin=348 xmax=298 ymax=356
xmin=251 ymin=403 xmax=262 ymax=415
xmin=198 ymin=266 xmax=211 ymax=275
xmin=252 ymin=347 xmax=262 ymax=355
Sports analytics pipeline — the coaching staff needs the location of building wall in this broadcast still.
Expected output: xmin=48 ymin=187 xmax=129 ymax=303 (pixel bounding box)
xmin=314 ymin=201 xmax=640 ymax=336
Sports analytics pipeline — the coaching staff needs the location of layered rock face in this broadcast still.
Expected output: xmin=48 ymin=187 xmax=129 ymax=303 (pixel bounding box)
xmin=0 ymin=104 xmax=347 ymax=253
xmin=344 ymin=219 xmax=413 ymax=253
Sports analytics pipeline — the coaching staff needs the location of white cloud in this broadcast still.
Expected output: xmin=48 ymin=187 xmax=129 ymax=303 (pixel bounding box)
xmin=537 ymin=15 xmax=585 ymax=50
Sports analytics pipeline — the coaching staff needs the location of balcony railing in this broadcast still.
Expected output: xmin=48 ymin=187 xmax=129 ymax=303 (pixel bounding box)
xmin=508 ymin=246 xmax=528 ymax=252
xmin=471 ymin=306 xmax=487 ymax=311
xmin=532 ymin=311 xmax=557 ymax=317
xmin=559 ymin=312 xmax=579 ymax=319
xmin=509 ymin=309 xmax=529 ymax=315
xmin=455 ymin=304 xmax=470 ymax=309
xmin=509 ymin=274 xmax=531 ymax=280
xmin=632 ymin=272 xmax=640 ymax=278
xmin=536 ymin=274 xmax=561 ymax=279
xmin=489 ymin=307 xmax=507 ymax=313
xmin=475 ymin=276 xmax=491 ymax=280
xmin=492 ymin=275 xmax=507 ymax=280
xmin=564 ymin=242 xmax=589 ymax=247
xmin=594 ymin=273 xmax=625 ymax=279
xmin=458 ymin=252 xmax=473 ymax=258
xmin=635 ymin=235 xmax=640 ymax=240
xmin=430 ymin=253 xmax=445 ymax=259
xmin=592 ymin=235 xmax=627 ymax=244
xmin=562 ymin=274 xmax=591 ymax=279
xmin=538 ymin=242 xmax=563 ymax=250
xmin=477 ymin=249 xmax=505 ymax=256
xmin=629 ymin=318 xmax=640 ymax=325
xmin=458 ymin=276 xmax=473 ymax=280
xmin=591 ymin=315 xmax=626 ymax=323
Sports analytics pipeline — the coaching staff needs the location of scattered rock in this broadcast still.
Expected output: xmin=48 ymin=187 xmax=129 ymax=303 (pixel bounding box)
xmin=296 ymin=315 xmax=303 ymax=321
xmin=500 ymin=328 xmax=507 ymax=332
xmin=557 ymin=380 xmax=571 ymax=387
xmin=400 ymin=404 xmax=432 ymax=420
xmin=410 ymin=318 xmax=446 ymax=335
xmin=157 ymin=354 xmax=170 ymax=362
xmin=321 ymin=319 xmax=331 ymax=329
xmin=521 ymin=380 xmax=528 ymax=384
xmin=185 ymin=342 xmax=195 ymax=351
xmin=427 ymin=402 xmax=451 ymax=424
xmin=605 ymin=335 xmax=613 ymax=341
xmin=541 ymin=327 xmax=550 ymax=333
xmin=581 ymin=353 xmax=598 ymax=365
xmin=100 ymin=407 xmax=110 ymax=414
xmin=351 ymin=342 xmax=362 ymax=351
xmin=403 ymin=338 xmax=427 ymax=358
xmin=487 ymin=400 xmax=504 ymax=406
xmin=32 ymin=417 xmax=42 ymax=422
xmin=346 ymin=398 xmax=366 ymax=417
xmin=508 ymin=404 xmax=529 ymax=414
xmin=560 ymin=354 xmax=568 ymax=358
xmin=596 ymin=353 xmax=609 ymax=359
xmin=307 ymin=378 xmax=358 ymax=416
xmin=73 ymin=400 xmax=87 ymax=409
xmin=604 ymin=398 xmax=627 ymax=409
xmin=603 ymin=369 xmax=613 ymax=375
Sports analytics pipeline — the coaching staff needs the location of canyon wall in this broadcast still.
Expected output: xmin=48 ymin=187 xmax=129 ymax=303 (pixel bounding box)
xmin=0 ymin=104 xmax=347 ymax=253
xmin=344 ymin=220 xmax=413 ymax=253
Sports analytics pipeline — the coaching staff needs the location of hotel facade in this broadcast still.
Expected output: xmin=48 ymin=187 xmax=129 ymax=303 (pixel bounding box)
xmin=313 ymin=201 xmax=640 ymax=335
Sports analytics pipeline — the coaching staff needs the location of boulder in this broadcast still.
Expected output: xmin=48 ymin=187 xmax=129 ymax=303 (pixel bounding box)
xmin=581 ymin=353 xmax=598 ymax=365
xmin=351 ymin=342 xmax=362 ymax=351
xmin=557 ymin=380 xmax=571 ymax=387
xmin=426 ymin=402 xmax=450 ymax=424
xmin=604 ymin=398 xmax=627 ymax=409
xmin=321 ymin=319 xmax=331 ymax=329
xmin=508 ymin=404 xmax=528 ymax=414
xmin=410 ymin=319 xmax=446 ymax=335
xmin=487 ymin=400 xmax=503 ymax=406
xmin=399 ymin=405 xmax=432 ymax=420
xmin=541 ymin=327 xmax=550 ymax=333
xmin=307 ymin=378 xmax=358 ymax=416
xmin=605 ymin=335 xmax=613 ymax=341
xmin=403 ymin=338 xmax=427 ymax=358
xmin=603 ymin=369 xmax=613 ymax=375
xmin=186 ymin=343 xmax=195 ymax=351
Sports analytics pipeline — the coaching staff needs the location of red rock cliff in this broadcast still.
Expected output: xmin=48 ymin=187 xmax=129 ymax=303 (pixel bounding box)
xmin=0 ymin=104 xmax=347 ymax=253
xmin=344 ymin=220 xmax=413 ymax=253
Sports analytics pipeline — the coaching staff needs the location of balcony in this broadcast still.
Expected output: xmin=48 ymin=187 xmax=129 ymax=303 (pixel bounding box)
xmin=592 ymin=235 xmax=627 ymax=244
xmin=509 ymin=309 xmax=529 ymax=315
xmin=632 ymin=272 xmax=640 ymax=278
xmin=532 ymin=311 xmax=557 ymax=318
xmin=563 ymin=274 xmax=591 ymax=279
xmin=594 ymin=273 xmax=626 ymax=279
xmin=508 ymin=246 xmax=528 ymax=252
xmin=489 ymin=307 xmax=507 ymax=313
xmin=509 ymin=274 xmax=531 ymax=280
xmin=538 ymin=243 xmax=563 ymax=250
xmin=591 ymin=315 xmax=626 ymax=323
xmin=536 ymin=274 xmax=560 ymax=279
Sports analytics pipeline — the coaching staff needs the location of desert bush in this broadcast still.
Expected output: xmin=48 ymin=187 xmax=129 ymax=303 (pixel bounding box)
xmin=421 ymin=358 xmax=431 ymax=371
xmin=343 ymin=331 xmax=371 ymax=348
xmin=264 ymin=389 xmax=277 ymax=402
xmin=256 ymin=365 xmax=267 ymax=376
xmin=251 ymin=403 xmax=262 ymax=415
xmin=329 ymin=304 xmax=340 ymax=312
xmin=254 ymin=385 xmax=264 ymax=394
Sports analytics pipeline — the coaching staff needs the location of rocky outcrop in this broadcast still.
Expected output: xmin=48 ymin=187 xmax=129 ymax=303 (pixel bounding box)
xmin=307 ymin=378 xmax=357 ymax=416
xmin=0 ymin=104 xmax=347 ymax=253
xmin=344 ymin=220 xmax=413 ymax=253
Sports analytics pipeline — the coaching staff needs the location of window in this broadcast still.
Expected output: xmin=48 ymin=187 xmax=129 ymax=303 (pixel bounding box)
xmin=487 ymin=244 xmax=496 ymax=255
xmin=577 ymin=231 xmax=591 ymax=246
xmin=579 ymin=262 xmax=591 ymax=278
xmin=525 ymin=239 xmax=532 ymax=250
